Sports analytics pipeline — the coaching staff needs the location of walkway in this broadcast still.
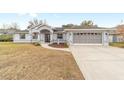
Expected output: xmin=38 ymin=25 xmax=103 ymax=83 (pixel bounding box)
xmin=41 ymin=44 xmax=70 ymax=52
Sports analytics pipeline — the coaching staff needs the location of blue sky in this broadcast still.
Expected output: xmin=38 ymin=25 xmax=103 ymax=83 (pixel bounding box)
xmin=0 ymin=13 xmax=124 ymax=29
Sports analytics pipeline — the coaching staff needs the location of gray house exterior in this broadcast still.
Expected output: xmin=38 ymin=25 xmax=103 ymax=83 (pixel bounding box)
xmin=0 ymin=29 xmax=17 ymax=35
xmin=13 ymin=24 xmax=116 ymax=46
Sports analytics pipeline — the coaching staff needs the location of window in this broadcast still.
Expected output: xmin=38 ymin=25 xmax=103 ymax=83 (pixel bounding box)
xmin=77 ymin=33 xmax=80 ymax=35
xmin=57 ymin=34 xmax=63 ymax=39
xmin=33 ymin=33 xmax=38 ymax=39
xmin=91 ymin=33 xmax=94 ymax=35
xmin=95 ymin=33 xmax=97 ymax=35
xmin=80 ymin=33 xmax=83 ymax=35
xmin=74 ymin=33 xmax=77 ymax=35
xmin=20 ymin=34 xmax=25 ymax=39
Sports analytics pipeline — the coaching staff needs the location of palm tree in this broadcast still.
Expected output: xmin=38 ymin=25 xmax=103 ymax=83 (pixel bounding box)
xmin=28 ymin=19 xmax=43 ymax=29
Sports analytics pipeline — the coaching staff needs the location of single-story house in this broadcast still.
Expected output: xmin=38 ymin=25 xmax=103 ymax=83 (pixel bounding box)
xmin=0 ymin=29 xmax=17 ymax=35
xmin=109 ymin=25 xmax=124 ymax=42
xmin=13 ymin=23 xmax=116 ymax=46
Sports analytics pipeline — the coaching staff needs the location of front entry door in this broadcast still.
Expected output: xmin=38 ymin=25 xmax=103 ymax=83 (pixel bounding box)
xmin=45 ymin=34 xmax=50 ymax=42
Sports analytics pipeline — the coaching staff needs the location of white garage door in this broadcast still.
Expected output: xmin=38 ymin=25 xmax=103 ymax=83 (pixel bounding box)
xmin=73 ymin=33 xmax=102 ymax=44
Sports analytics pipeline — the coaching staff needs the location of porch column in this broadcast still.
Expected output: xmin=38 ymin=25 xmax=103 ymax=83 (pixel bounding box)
xmin=50 ymin=33 xmax=53 ymax=44
xmin=38 ymin=33 xmax=41 ymax=42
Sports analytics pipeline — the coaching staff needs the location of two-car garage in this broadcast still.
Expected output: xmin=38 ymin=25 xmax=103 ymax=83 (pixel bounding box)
xmin=65 ymin=29 xmax=114 ymax=46
xmin=73 ymin=32 xmax=102 ymax=44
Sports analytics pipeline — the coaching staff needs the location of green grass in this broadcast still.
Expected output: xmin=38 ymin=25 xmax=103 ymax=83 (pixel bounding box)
xmin=109 ymin=42 xmax=124 ymax=48
xmin=0 ymin=42 xmax=14 ymax=45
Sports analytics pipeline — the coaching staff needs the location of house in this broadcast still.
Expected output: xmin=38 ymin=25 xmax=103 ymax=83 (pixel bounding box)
xmin=109 ymin=25 xmax=124 ymax=42
xmin=13 ymin=23 xmax=116 ymax=46
xmin=0 ymin=29 xmax=17 ymax=35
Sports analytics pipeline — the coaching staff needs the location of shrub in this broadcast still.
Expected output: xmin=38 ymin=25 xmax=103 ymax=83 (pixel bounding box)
xmin=0 ymin=34 xmax=13 ymax=42
xmin=33 ymin=42 xmax=41 ymax=46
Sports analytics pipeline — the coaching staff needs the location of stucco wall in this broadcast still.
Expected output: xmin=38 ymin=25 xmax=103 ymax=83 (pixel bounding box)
xmin=67 ymin=30 xmax=108 ymax=46
xmin=109 ymin=35 xmax=113 ymax=42
xmin=13 ymin=34 xmax=33 ymax=43
xmin=52 ymin=33 xmax=66 ymax=43
xmin=109 ymin=34 xmax=124 ymax=42
xmin=102 ymin=31 xmax=109 ymax=46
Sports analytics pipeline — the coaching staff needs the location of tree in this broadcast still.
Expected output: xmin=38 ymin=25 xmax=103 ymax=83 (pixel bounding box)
xmin=62 ymin=20 xmax=98 ymax=29
xmin=9 ymin=23 xmax=20 ymax=30
xmin=27 ymin=19 xmax=43 ymax=29
xmin=62 ymin=24 xmax=75 ymax=28
xmin=117 ymin=25 xmax=124 ymax=33
xmin=2 ymin=23 xmax=20 ymax=30
xmin=81 ymin=20 xmax=94 ymax=27
xmin=2 ymin=24 xmax=10 ymax=29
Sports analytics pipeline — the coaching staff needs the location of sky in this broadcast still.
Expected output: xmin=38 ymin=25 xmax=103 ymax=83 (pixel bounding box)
xmin=0 ymin=13 xmax=124 ymax=30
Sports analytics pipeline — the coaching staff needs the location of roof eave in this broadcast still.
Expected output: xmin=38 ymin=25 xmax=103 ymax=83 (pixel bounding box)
xmin=64 ymin=28 xmax=117 ymax=31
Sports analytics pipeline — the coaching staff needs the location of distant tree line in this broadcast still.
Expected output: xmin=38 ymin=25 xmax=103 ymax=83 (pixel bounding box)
xmin=0 ymin=23 xmax=19 ymax=42
xmin=1 ymin=22 xmax=20 ymax=30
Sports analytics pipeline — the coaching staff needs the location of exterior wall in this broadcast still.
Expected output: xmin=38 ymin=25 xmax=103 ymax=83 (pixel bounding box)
xmin=52 ymin=33 xmax=66 ymax=43
xmin=68 ymin=30 xmax=107 ymax=46
xmin=13 ymin=34 xmax=33 ymax=43
xmin=13 ymin=28 xmax=111 ymax=46
xmin=109 ymin=35 xmax=113 ymax=42
xmin=39 ymin=33 xmax=45 ymax=43
xmin=109 ymin=34 xmax=124 ymax=42
xmin=66 ymin=32 xmax=73 ymax=45
xmin=116 ymin=35 xmax=124 ymax=42
xmin=102 ymin=31 xmax=109 ymax=46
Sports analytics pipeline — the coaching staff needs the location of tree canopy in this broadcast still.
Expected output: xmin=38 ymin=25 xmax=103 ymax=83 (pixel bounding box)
xmin=27 ymin=19 xmax=43 ymax=29
xmin=1 ymin=23 xmax=20 ymax=30
xmin=62 ymin=20 xmax=98 ymax=29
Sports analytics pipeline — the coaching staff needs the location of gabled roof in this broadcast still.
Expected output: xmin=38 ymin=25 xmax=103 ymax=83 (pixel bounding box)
xmin=63 ymin=25 xmax=109 ymax=29
xmin=0 ymin=29 xmax=18 ymax=34
xmin=53 ymin=27 xmax=64 ymax=32
xmin=36 ymin=24 xmax=51 ymax=30
xmin=14 ymin=30 xmax=29 ymax=34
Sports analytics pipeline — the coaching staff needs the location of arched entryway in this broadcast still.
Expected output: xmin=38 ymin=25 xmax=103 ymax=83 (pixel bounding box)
xmin=40 ymin=29 xmax=51 ymax=43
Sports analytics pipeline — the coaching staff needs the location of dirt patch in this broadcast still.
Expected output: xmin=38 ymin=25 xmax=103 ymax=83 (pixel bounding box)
xmin=0 ymin=42 xmax=84 ymax=80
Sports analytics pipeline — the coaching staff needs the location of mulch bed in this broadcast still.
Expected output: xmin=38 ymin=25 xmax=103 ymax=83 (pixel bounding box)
xmin=49 ymin=43 xmax=69 ymax=48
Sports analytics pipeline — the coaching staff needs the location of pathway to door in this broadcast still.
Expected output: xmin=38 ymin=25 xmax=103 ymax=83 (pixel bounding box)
xmin=41 ymin=44 xmax=70 ymax=52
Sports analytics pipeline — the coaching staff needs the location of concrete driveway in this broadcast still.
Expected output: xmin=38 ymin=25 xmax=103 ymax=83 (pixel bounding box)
xmin=70 ymin=45 xmax=124 ymax=80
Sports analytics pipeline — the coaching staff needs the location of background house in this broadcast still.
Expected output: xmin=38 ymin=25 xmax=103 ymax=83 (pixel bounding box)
xmin=109 ymin=25 xmax=124 ymax=42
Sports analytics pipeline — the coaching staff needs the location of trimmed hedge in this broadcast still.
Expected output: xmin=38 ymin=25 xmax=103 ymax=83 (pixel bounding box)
xmin=0 ymin=34 xmax=13 ymax=42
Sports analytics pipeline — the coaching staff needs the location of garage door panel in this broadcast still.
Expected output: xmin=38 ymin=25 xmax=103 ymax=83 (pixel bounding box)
xmin=73 ymin=33 xmax=102 ymax=44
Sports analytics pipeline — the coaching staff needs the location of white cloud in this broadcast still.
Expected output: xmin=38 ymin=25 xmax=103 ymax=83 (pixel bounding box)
xmin=17 ymin=13 xmax=27 ymax=16
xmin=29 ymin=13 xmax=38 ymax=18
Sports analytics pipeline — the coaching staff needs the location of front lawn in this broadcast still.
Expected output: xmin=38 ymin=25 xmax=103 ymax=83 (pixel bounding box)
xmin=109 ymin=42 xmax=124 ymax=48
xmin=0 ymin=42 xmax=84 ymax=80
